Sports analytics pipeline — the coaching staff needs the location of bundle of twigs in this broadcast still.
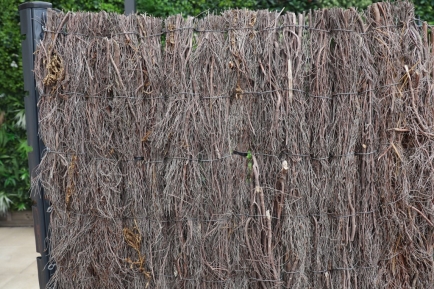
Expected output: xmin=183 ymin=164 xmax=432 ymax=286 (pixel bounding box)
xmin=34 ymin=1 xmax=433 ymax=288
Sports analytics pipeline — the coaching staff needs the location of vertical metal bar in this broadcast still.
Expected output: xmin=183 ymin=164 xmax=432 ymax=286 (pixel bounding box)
xmin=19 ymin=2 xmax=52 ymax=288
xmin=124 ymin=0 xmax=136 ymax=15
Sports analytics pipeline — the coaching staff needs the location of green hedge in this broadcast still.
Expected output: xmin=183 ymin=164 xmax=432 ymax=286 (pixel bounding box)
xmin=0 ymin=0 xmax=32 ymax=214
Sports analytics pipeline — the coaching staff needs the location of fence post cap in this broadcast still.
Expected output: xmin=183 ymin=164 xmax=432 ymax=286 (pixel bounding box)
xmin=19 ymin=1 xmax=52 ymax=11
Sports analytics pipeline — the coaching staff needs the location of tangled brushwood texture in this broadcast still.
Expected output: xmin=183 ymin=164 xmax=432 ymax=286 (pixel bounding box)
xmin=34 ymin=1 xmax=434 ymax=288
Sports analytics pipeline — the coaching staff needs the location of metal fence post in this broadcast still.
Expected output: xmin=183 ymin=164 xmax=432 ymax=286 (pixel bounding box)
xmin=19 ymin=2 xmax=53 ymax=288
xmin=125 ymin=0 xmax=136 ymax=15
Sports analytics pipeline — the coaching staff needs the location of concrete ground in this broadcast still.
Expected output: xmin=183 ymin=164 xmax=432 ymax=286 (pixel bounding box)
xmin=0 ymin=227 xmax=39 ymax=289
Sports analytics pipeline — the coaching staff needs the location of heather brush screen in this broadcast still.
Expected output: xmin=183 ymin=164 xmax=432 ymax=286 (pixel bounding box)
xmin=34 ymin=2 xmax=434 ymax=288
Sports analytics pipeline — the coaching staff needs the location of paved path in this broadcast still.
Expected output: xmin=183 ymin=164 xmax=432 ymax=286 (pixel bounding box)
xmin=0 ymin=227 xmax=39 ymax=289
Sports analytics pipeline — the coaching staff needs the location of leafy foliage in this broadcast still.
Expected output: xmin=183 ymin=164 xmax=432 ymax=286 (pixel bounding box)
xmin=0 ymin=100 xmax=32 ymax=213
xmin=0 ymin=0 xmax=33 ymax=213
xmin=256 ymin=0 xmax=318 ymax=13
xmin=320 ymin=0 xmax=377 ymax=10
xmin=413 ymin=0 xmax=434 ymax=24
xmin=51 ymin=0 xmax=124 ymax=13
xmin=137 ymin=0 xmax=257 ymax=17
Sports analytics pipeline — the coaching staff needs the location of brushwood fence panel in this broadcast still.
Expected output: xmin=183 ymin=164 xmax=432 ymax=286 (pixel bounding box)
xmin=34 ymin=1 xmax=434 ymax=288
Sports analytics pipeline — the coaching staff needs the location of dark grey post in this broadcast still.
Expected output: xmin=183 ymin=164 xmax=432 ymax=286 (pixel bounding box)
xmin=124 ymin=0 xmax=136 ymax=15
xmin=19 ymin=2 xmax=52 ymax=288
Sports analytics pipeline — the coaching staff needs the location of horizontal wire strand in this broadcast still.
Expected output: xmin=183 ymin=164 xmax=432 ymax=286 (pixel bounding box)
xmin=39 ymin=82 xmax=402 ymax=100
xmin=48 ymin=196 xmax=401 ymax=222
xmin=43 ymin=148 xmax=379 ymax=162
xmin=42 ymin=23 xmax=411 ymax=39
